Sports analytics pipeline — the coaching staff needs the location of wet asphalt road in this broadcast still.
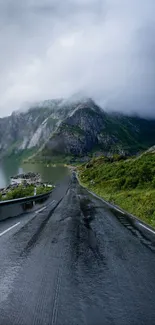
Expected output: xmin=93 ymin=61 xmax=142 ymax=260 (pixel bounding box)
xmin=0 ymin=175 xmax=155 ymax=325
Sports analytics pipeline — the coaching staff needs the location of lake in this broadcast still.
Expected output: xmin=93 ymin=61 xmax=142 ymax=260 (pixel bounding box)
xmin=0 ymin=157 xmax=69 ymax=189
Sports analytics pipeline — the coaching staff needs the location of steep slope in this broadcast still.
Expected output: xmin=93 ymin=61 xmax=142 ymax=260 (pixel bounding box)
xmin=40 ymin=99 xmax=155 ymax=160
xmin=41 ymin=99 xmax=106 ymax=158
xmin=78 ymin=151 xmax=155 ymax=228
xmin=0 ymin=99 xmax=75 ymax=158
xmin=1 ymin=97 xmax=155 ymax=161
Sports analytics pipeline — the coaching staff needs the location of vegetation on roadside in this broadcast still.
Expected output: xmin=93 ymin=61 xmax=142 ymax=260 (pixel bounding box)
xmin=78 ymin=153 xmax=155 ymax=228
xmin=0 ymin=184 xmax=53 ymax=201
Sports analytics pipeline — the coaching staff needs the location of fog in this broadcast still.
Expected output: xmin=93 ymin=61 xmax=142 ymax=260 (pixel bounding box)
xmin=0 ymin=0 xmax=155 ymax=117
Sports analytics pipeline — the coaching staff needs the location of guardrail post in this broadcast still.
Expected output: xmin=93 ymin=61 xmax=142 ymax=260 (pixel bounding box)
xmin=33 ymin=187 xmax=37 ymax=206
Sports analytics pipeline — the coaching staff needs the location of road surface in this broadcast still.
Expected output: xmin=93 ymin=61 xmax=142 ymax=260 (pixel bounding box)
xmin=0 ymin=175 xmax=155 ymax=325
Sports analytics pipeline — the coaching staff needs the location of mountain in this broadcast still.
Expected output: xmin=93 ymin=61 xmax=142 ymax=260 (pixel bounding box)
xmin=40 ymin=99 xmax=155 ymax=160
xmin=1 ymin=98 xmax=155 ymax=161
xmin=0 ymin=99 xmax=76 ymax=158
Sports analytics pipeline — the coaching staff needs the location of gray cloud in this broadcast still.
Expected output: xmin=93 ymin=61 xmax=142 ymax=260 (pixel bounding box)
xmin=0 ymin=0 xmax=155 ymax=117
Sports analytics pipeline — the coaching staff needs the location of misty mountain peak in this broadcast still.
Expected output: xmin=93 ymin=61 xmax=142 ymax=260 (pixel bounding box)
xmin=1 ymin=98 xmax=155 ymax=161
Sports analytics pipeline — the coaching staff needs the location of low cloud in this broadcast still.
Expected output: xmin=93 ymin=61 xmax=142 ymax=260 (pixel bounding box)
xmin=0 ymin=0 xmax=155 ymax=117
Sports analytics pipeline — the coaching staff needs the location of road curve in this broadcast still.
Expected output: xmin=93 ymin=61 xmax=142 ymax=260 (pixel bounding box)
xmin=0 ymin=175 xmax=155 ymax=325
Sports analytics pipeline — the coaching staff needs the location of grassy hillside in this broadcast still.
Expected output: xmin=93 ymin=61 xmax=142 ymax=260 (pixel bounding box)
xmin=78 ymin=153 xmax=155 ymax=228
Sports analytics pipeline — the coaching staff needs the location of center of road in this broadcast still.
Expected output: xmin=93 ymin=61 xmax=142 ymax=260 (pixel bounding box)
xmin=35 ymin=206 xmax=47 ymax=214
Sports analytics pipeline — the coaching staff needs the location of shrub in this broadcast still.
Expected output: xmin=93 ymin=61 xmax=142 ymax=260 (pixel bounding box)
xmin=116 ymin=177 xmax=126 ymax=190
xmin=123 ymin=176 xmax=139 ymax=189
xmin=36 ymin=186 xmax=52 ymax=195
xmin=5 ymin=185 xmax=34 ymax=200
xmin=3 ymin=185 xmax=52 ymax=201
xmin=152 ymin=178 xmax=155 ymax=188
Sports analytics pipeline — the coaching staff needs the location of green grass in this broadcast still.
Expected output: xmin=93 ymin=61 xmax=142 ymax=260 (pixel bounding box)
xmin=0 ymin=185 xmax=53 ymax=201
xmin=78 ymin=153 xmax=155 ymax=228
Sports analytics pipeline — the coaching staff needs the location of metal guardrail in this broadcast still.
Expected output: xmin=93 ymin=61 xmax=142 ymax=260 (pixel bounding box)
xmin=0 ymin=190 xmax=53 ymax=206
xmin=0 ymin=191 xmax=53 ymax=222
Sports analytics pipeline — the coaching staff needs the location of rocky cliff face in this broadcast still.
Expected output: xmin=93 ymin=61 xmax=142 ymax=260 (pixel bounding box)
xmin=41 ymin=99 xmax=155 ymax=158
xmin=42 ymin=99 xmax=105 ymax=156
xmin=1 ymin=98 xmax=155 ymax=160
xmin=0 ymin=99 xmax=75 ymax=157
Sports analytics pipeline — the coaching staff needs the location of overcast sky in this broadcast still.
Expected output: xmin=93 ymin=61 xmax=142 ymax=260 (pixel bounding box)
xmin=0 ymin=0 xmax=155 ymax=117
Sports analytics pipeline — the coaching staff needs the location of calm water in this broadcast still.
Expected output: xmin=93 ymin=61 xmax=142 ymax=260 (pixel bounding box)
xmin=0 ymin=157 xmax=69 ymax=189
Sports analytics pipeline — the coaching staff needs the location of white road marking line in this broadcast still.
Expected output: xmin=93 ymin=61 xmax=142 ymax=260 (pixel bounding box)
xmin=35 ymin=206 xmax=47 ymax=214
xmin=0 ymin=222 xmax=20 ymax=238
xmin=114 ymin=207 xmax=125 ymax=215
xmin=139 ymin=223 xmax=155 ymax=235
xmin=35 ymin=200 xmax=56 ymax=215
xmin=49 ymin=200 xmax=56 ymax=206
